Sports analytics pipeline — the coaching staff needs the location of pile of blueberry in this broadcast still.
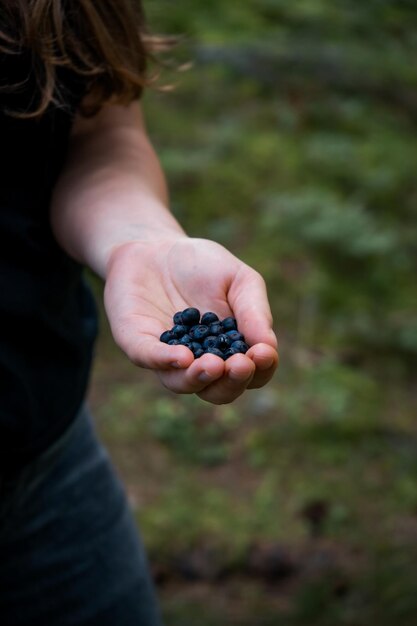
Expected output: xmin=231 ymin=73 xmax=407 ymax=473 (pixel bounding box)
xmin=160 ymin=307 xmax=249 ymax=360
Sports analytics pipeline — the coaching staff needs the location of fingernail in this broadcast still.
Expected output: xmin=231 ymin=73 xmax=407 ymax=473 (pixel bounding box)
xmin=229 ymin=369 xmax=253 ymax=382
xmin=198 ymin=370 xmax=213 ymax=383
xmin=261 ymin=357 xmax=275 ymax=370
xmin=170 ymin=361 xmax=182 ymax=369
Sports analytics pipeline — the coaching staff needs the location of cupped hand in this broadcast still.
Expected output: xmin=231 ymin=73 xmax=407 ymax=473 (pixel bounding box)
xmin=104 ymin=237 xmax=278 ymax=404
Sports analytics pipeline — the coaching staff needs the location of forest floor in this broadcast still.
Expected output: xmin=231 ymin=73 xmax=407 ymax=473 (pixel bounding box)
xmin=87 ymin=300 xmax=417 ymax=626
xmin=87 ymin=2 xmax=417 ymax=623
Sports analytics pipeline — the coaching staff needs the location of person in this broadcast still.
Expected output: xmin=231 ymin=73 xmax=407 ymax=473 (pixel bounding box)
xmin=0 ymin=1 xmax=279 ymax=624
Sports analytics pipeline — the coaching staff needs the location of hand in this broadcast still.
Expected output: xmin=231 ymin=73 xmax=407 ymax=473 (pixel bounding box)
xmin=104 ymin=237 xmax=279 ymax=404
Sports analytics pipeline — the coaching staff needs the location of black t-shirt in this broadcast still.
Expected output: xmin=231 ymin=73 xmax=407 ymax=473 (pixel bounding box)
xmin=0 ymin=50 xmax=98 ymax=469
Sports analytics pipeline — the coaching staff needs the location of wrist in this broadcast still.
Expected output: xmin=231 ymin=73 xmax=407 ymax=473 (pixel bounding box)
xmin=73 ymin=195 xmax=187 ymax=279
xmin=105 ymin=232 xmax=189 ymax=280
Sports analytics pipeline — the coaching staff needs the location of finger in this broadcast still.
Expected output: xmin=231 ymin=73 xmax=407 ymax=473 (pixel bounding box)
xmin=228 ymin=268 xmax=278 ymax=349
xmin=119 ymin=332 xmax=195 ymax=370
xmin=197 ymin=354 xmax=256 ymax=404
xmin=246 ymin=343 xmax=279 ymax=389
xmin=157 ymin=352 xmax=225 ymax=394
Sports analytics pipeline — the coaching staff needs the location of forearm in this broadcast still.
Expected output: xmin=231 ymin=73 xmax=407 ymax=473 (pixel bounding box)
xmin=50 ymin=102 xmax=278 ymax=403
xmin=50 ymin=101 xmax=186 ymax=278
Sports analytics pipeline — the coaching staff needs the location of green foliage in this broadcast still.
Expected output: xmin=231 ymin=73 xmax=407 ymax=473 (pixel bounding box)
xmin=91 ymin=1 xmax=417 ymax=624
xmin=143 ymin=0 xmax=417 ymax=365
xmin=145 ymin=395 xmax=240 ymax=466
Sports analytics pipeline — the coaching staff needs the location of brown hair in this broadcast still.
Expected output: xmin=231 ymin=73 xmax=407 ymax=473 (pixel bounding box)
xmin=0 ymin=0 xmax=174 ymax=118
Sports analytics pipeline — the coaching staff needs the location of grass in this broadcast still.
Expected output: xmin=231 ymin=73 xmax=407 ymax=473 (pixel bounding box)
xmin=87 ymin=1 xmax=417 ymax=623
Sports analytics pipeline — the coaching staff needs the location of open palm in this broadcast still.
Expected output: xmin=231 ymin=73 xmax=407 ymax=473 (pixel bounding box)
xmin=104 ymin=237 xmax=278 ymax=404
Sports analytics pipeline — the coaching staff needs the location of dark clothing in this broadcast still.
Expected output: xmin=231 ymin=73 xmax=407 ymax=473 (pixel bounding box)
xmin=0 ymin=25 xmax=163 ymax=626
xmin=0 ymin=404 xmax=163 ymax=626
xmin=0 ymin=49 xmax=98 ymax=468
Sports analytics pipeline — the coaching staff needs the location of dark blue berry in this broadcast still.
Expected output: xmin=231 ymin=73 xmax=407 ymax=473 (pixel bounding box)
xmin=201 ymin=311 xmax=219 ymax=325
xmin=172 ymin=324 xmax=189 ymax=338
xmin=225 ymin=330 xmax=244 ymax=342
xmin=208 ymin=322 xmax=223 ymax=336
xmin=179 ymin=334 xmax=192 ymax=345
xmin=215 ymin=334 xmax=231 ymax=351
xmin=173 ymin=311 xmax=183 ymax=325
xmin=160 ymin=330 xmax=175 ymax=343
xmin=190 ymin=325 xmax=209 ymax=340
xmin=190 ymin=341 xmax=203 ymax=354
xmin=231 ymin=340 xmax=248 ymax=354
xmin=206 ymin=347 xmax=225 ymax=359
xmin=161 ymin=309 xmax=250 ymax=360
xmin=202 ymin=336 xmax=218 ymax=350
xmin=181 ymin=307 xmax=200 ymax=326
xmin=222 ymin=317 xmax=237 ymax=331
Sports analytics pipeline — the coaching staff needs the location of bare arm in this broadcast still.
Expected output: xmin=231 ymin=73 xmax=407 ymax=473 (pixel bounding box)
xmin=51 ymin=101 xmax=278 ymax=404
xmin=51 ymin=101 xmax=185 ymax=278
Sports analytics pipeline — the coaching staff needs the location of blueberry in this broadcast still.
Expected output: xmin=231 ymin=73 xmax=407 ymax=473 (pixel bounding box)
xmin=179 ymin=334 xmax=192 ymax=345
xmin=206 ymin=347 xmax=225 ymax=359
xmin=190 ymin=341 xmax=203 ymax=354
xmin=208 ymin=322 xmax=223 ymax=336
xmin=190 ymin=325 xmax=209 ymax=340
xmin=201 ymin=311 xmax=219 ymax=325
xmin=202 ymin=336 xmax=218 ymax=350
xmin=160 ymin=330 xmax=175 ymax=343
xmin=231 ymin=340 xmax=248 ymax=354
xmin=172 ymin=324 xmax=189 ymax=338
xmin=173 ymin=311 xmax=184 ymax=325
xmin=161 ymin=309 xmax=250 ymax=357
xmin=222 ymin=317 xmax=237 ymax=332
xmin=215 ymin=334 xmax=231 ymax=351
xmin=225 ymin=330 xmax=244 ymax=342
xmin=181 ymin=307 xmax=200 ymax=326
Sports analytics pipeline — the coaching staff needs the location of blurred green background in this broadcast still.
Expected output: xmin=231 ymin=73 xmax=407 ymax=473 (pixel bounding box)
xmin=87 ymin=1 xmax=417 ymax=624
